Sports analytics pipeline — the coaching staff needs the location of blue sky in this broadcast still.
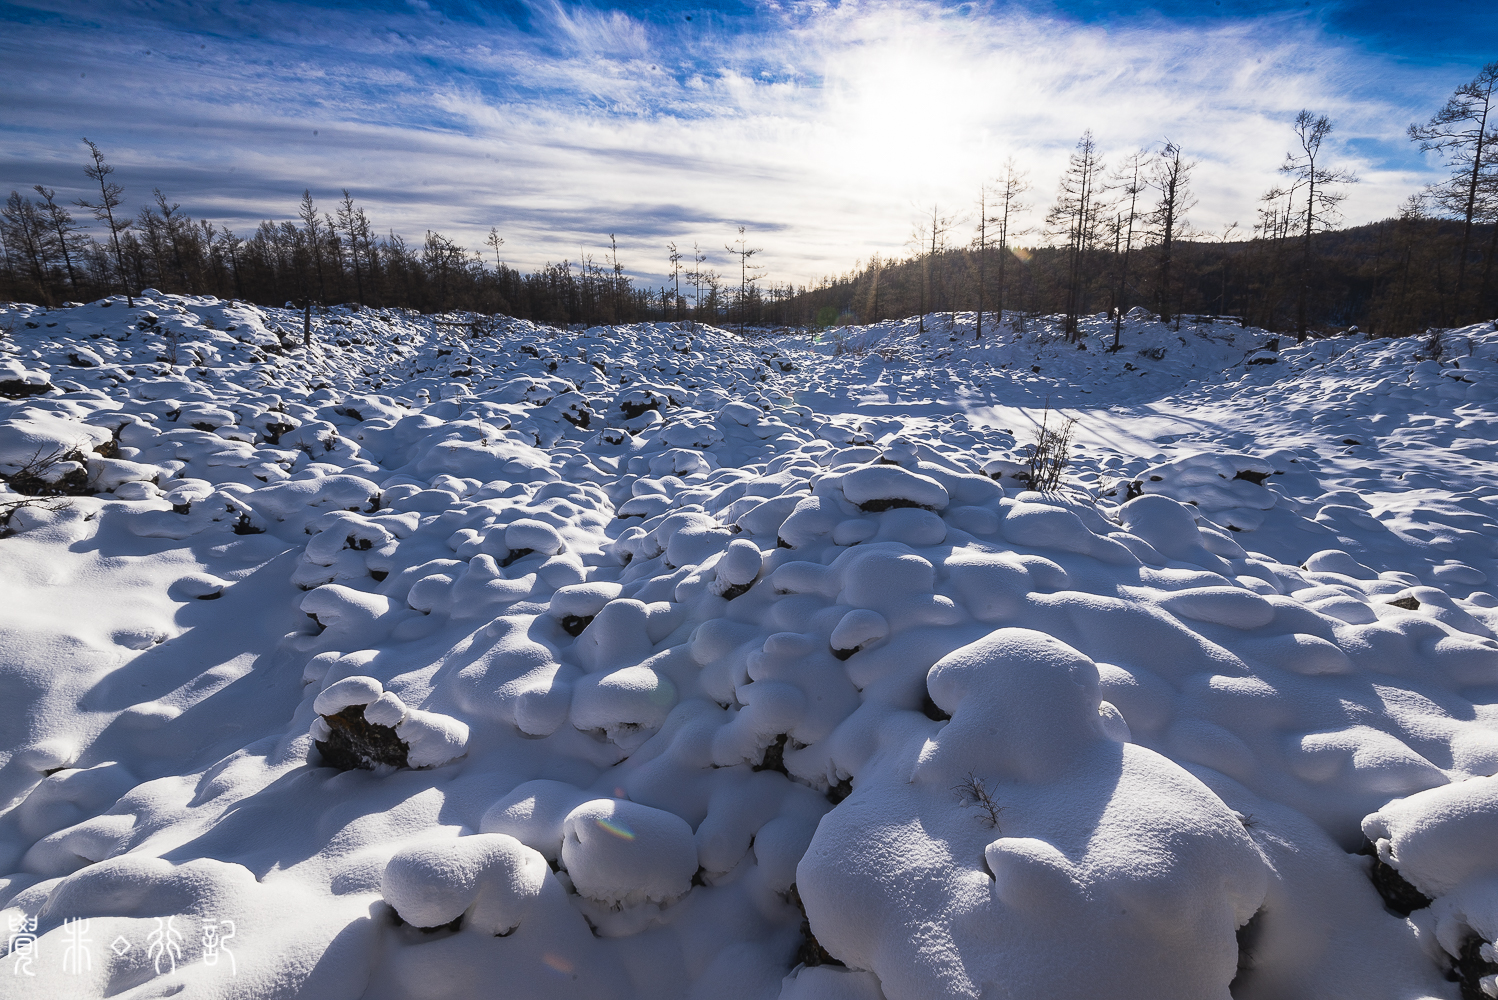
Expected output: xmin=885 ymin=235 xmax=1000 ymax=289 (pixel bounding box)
xmin=0 ymin=0 xmax=1492 ymax=286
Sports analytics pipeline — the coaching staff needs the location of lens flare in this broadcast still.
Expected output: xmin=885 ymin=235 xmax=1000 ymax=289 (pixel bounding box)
xmin=595 ymin=817 xmax=636 ymax=840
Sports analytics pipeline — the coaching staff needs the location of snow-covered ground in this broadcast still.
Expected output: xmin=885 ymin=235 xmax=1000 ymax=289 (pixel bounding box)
xmin=2 ymin=292 xmax=1498 ymax=999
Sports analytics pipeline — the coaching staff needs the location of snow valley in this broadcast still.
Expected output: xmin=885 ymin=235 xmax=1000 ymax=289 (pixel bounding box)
xmin=3 ymin=296 xmax=1498 ymax=999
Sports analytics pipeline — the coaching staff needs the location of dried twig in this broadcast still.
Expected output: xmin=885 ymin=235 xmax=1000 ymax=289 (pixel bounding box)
xmin=953 ymin=772 xmax=1003 ymax=830
xmin=0 ymin=495 xmax=72 ymax=537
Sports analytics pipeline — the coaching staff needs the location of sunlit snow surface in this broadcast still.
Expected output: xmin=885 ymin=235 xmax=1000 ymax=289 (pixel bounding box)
xmin=2 ymin=295 xmax=1497 ymax=999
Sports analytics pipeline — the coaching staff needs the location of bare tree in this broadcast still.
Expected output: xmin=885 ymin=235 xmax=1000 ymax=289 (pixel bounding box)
xmin=910 ymin=204 xmax=957 ymax=334
xmin=606 ymin=234 xmax=625 ymax=323
xmin=988 ymin=160 xmax=1030 ymax=338
xmin=1280 ymin=110 xmax=1357 ymax=341
xmin=1146 ymin=141 xmax=1196 ymax=326
xmin=725 ymin=226 xmax=764 ymax=337
xmin=32 ymin=186 xmax=84 ymax=295
xmin=667 ymin=241 xmax=683 ymax=322
xmin=337 ymin=191 xmax=371 ymax=303
xmin=1103 ymin=151 xmax=1147 ymax=350
xmin=974 ymin=187 xmax=992 ymax=340
xmin=484 ymin=227 xmax=504 ymax=273
xmin=1409 ymin=62 xmax=1498 ymax=318
xmin=1477 ymin=152 xmax=1498 ymax=309
xmin=685 ymin=243 xmax=710 ymax=329
xmin=77 ymin=138 xmax=132 ymax=305
xmin=1212 ymin=221 xmax=1242 ymax=319
xmin=1 ymin=192 xmax=56 ymax=306
xmin=1046 ymin=131 xmax=1108 ymax=341
xmin=152 ymin=189 xmax=195 ymax=292
xmin=864 ymin=252 xmax=884 ymax=323
xmin=215 ymin=226 xmax=245 ymax=299
xmin=299 ymin=190 xmax=327 ymax=303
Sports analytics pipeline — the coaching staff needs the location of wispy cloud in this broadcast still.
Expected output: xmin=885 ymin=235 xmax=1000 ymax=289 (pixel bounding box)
xmin=0 ymin=0 xmax=1476 ymax=286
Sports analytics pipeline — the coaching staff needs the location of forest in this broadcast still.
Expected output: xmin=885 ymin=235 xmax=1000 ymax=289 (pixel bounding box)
xmin=3 ymin=62 xmax=1496 ymax=341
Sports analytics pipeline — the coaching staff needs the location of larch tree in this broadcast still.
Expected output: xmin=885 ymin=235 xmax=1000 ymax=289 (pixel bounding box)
xmin=215 ymin=226 xmax=245 ymax=299
xmin=686 ymin=243 xmax=708 ymax=329
xmin=338 ymin=191 xmax=370 ymax=303
xmin=1146 ymin=141 xmax=1196 ymax=326
xmin=1476 ymin=147 xmax=1498 ymax=308
xmin=1045 ymin=131 xmax=1107 ymax=342
xmin=298 ymin=190 xmax=327 ymax=304
xmin=77 ymin=138 xmax=132 ymax=305
xmin=1108 ymin=150 xmax=1147 ymax=350
xmin=1280 ymin=110 xmax=1356 ymax=342
xmin=725 ymin=226 xmax=764 ymax=337
xmin=974 ymin=187 xmax=991 ymax=339
xmin=911 ymin=204 xmax=957 ymax=334
xmin=864 ymin=252 xmax=883 ymax=323
xmin=1409 ymin=61 xmax=1498 ymax=319
xmin=1 ymin=191 xmax=56 ymax=306
xmin=973 ymin=158 xmax=1030 ymax=341
xmin=667 ymin=241 xmax=682 ymax=321
xmin=151 ymin=190 xmax=194 ymax=293
xmin=32 ymin=186 xmax=84 ymax=295
xmin=607 ymin=234 xmax=625 ymax=323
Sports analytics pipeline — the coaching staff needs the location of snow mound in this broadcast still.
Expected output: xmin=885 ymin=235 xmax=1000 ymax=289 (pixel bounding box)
xmin=2 ymin=295 xmax=1497 ymax=999
xmin=800 ymin=628 xmax=1267 ymax=999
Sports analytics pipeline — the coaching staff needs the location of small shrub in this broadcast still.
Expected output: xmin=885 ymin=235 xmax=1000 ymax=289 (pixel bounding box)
xmin=2 ymin=444 xmax=97 ymax=497
xmin=1026 ymin=407 xmax=1076 ymax=493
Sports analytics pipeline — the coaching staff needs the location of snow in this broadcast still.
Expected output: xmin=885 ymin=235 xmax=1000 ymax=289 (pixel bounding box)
xmin=1 ymin=294 xmax=1497 ymax=997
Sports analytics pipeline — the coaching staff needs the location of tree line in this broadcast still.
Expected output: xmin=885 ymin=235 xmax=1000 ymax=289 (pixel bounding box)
xmin=0 ymin=142 xmax=788 ymax=330
xmin=789 ymin=63 xmax=1498 ymax=343
xmin=2 ymin=61 xmax=1496 ymax=341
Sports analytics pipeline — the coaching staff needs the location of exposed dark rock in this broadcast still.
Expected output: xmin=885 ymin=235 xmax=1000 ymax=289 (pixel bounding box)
xmin=921 ymin=695 xmax=951 ymax=722
xmin=1359 ymin=841 xmax=1433 ymax=915
xmin=263 ymin=421 xmax=295 ymax=444
xmin=0 ymin=380 xmax=52 ymax=399
xmin=620 ymin=399 xmax=660 ymax=420
xmin=1388 ymin=595 xmax=1421 ymax=611
xmin=316 ymin=703 xmax=410 ymax=771
xmin=499 ymin=547 xmax=533 ymax=568
xmin=788 ymin=883 xmax=844 ymax=968
xmin=754 ymin=733 xmax=789 ymax=775
xmin=231 ymin=513 xmax=265 ymax=535
xmin=1453 ymin=935 xmax=1498 ymax=1000
xmin=857 ymin=497 xmax=931 ymax=513
xmin=1233 ymin=469 xmax=1269 ymax=485
xmin=560 ymin=614 xmax=594 ymax=637
xmin=390 ymin=907 xmax=464 ymax=935
xmin=1233 ymin=906 xmax=1266 ymax=985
